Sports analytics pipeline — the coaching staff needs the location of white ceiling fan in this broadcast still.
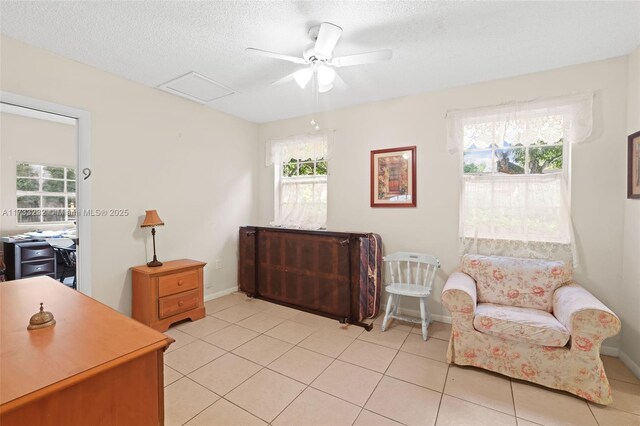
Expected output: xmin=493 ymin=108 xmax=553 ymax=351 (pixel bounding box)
xmin=246 ymin=22 xmax=392 ymax=93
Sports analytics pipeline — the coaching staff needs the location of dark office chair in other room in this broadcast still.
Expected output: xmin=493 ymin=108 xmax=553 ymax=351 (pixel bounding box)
xmin=52 ymin=246 xmax=77 ymax=289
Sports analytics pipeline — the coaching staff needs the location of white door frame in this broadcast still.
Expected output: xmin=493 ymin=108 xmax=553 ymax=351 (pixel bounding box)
xmin=1 ymin=91 xmax=92 ymax=296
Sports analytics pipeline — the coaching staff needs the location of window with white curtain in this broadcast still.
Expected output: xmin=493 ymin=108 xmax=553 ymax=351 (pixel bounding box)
xmin=266 ymin=132 xmax=331 ymax=229
xmin=446 ymin=93 xmax=593 ymax=264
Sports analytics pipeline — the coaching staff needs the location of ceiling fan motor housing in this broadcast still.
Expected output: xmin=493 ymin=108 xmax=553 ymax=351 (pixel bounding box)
xmin=303 ymin=43 xmax=319 ymax=62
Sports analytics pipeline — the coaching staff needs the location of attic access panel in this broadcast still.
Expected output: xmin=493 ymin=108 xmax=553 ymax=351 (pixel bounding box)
xmin=158 ymin=72 xmax=235 ymax=104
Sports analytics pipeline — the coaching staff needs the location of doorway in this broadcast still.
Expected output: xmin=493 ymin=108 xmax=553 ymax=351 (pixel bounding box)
xmin=0 ymin=92 xmax=91 ymax=295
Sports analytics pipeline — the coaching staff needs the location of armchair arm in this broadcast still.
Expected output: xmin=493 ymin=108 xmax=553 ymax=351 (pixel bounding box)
xmin=442 ymin=272 xmax=477 ymax=327
xmin=553 ymin=283 xmax=621 ymax=352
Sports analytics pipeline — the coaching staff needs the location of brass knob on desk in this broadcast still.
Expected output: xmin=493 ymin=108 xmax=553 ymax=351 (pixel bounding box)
xmin=178 ymin=301 xmax=184 ymax=307
xmin=178 ymin=280 xmax=184 ymax=286
xmin=28 ymin=303 xmax=56 ymax=330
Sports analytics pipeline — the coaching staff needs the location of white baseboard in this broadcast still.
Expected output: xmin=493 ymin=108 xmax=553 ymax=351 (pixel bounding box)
xmin=619 ymin=350 xmax=640 ymax=379
xmin=396 ymin=307 xmax=452 ymax=324
xmin=601 ymin=346 xmax=620 ymax=357
xmin=204 ymin=286 xmax=238 ymax=302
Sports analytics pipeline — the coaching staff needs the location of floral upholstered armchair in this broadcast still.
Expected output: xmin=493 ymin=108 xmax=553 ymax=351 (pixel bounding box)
xmin=441 ymin=254 xmax=621 ymax=405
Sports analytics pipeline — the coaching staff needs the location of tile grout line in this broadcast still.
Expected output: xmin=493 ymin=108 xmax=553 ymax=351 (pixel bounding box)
xmin=509 ymin=377 xmax=517 ymax=420
xmin=352 ymin=326 xmax=413 ymax=421
xmin=442 ymin=393 xmax=519 ymax=420
xmin=586 ymin=402 xmax=602 ymax=426
xmin=432 ymin=364 xmax=451 ymax=426
xmin=177 ymin=375 xmax=222 ymax=425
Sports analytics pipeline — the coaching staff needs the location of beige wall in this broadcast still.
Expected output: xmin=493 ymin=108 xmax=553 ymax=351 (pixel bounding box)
xmin=1 ymin=34 xmax=635 ymax=359
xmin=622 ymin=46 xmax=640 ymax=369
xmin=0 ymin=36 xmax=259 ymax=314
xmin=258 ymin=57 xmax=629 ymax=349
xmin=0 ymin=111 xmax=76 ymax=235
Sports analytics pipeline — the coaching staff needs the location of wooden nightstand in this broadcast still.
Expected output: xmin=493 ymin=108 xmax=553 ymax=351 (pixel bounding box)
xmin=131 ymin=259 xmax=206 ymax=332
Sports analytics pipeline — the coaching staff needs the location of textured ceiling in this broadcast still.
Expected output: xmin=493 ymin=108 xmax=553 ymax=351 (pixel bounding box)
xmin=1 ymin=1 xmax=639 ymax=123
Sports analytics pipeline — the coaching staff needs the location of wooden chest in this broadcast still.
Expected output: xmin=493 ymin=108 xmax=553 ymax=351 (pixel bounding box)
xmin=238 ymin=226 xmax=382 ymax=330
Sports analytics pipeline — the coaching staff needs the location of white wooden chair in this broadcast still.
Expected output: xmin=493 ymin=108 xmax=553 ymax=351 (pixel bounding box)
xmin=381 ymin=252 xmax=440 ymax=340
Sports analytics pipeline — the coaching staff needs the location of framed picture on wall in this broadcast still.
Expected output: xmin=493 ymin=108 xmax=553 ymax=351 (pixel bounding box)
xmin=370 ymin=146 xmax=416 ymax=207
xmin=629 ymin=130 xmax=640 ymax=199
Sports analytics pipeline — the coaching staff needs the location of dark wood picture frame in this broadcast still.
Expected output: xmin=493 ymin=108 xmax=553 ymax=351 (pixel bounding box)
xmin=370 ymin=146 xmax=417 ymax=208
xmin=629 ymin=130 xmax=640 ymax=199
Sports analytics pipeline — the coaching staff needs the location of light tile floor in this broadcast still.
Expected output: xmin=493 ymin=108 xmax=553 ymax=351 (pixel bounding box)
xmin=164 ymin=293 xmax=640 ymax=426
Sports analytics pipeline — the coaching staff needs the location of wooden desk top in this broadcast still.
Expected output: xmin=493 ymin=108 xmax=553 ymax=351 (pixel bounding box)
xmin=130 ymin=258 xmax=206 ymax=275
xmin=0 ymin=277 xmax=171 ymax=410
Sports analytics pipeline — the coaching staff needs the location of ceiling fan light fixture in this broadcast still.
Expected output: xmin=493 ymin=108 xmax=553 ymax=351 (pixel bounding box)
xmin=317 ymin=65 xmax=336 ymax=86
xmin=293 ymin=68 xmax=313 ymax=88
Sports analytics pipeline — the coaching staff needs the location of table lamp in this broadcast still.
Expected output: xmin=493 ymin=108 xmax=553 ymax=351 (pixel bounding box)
xmin=141 ymin=210 xmax=164 ymax=267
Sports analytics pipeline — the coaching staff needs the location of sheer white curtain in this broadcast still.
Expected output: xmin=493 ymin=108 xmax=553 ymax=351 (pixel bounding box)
xmin=460 ymin=174 xmax=576 ymax=264
xmin=447 ymin=93 xmax=593 ymax=265
xmin=267 ymin=132 xmax=332 ymax=229
xmin=277 ymin=177 xmax=327 ymax=229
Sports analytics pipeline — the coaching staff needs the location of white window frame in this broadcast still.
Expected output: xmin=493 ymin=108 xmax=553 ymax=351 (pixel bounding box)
xmin=16 ymin=162 xmax=78 ymax=225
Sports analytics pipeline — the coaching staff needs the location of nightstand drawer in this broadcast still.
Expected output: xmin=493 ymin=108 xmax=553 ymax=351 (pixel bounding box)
xmin=20 ymin=245 xmax=54 ymax=262
xmin=21 ymin=260 xmax=55 ymax=277
xmin=158 ymin=270 xmax=198 ymax=297
xmin=158 ymin=289 xmax=199 ymax=319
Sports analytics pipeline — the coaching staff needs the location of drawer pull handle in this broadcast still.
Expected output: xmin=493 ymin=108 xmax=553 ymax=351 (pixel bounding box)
xmin=178 ymin=301 xmax=184 ymax=307
xmin=178 ymin=280 xmax=184 ymax=286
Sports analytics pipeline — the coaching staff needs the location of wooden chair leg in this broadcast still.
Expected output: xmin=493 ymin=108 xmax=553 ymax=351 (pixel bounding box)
xmin=381 ymin=293 xmax=394 ymax=332
xmin=419 ymin=297 xmax=428 ymax=341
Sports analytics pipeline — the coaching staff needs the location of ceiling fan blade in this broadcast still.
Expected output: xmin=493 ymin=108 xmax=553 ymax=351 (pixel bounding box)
xmin=330 ymin=49 xmax=392 ymax=67
xmin=314 ymin=22 xmax=342 ymax=60
xmin=245 ymin=48 xmax=307 ymax=65
xmin=272 ymin=68 xmax=314 ymax=88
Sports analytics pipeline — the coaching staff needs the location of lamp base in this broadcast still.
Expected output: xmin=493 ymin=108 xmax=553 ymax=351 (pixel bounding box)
xmin=147 ymin=259 xmax=163 ymax=267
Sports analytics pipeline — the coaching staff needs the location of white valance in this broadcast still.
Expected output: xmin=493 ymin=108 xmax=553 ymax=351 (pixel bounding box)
xmin=446 ymin=92 xmax=593 ymax=153
xmin=266 ymin=131 xmax=332 ymax=166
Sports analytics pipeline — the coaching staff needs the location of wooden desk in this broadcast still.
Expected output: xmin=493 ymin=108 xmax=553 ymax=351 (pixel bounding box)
xmin=0 ymin=277 xmax=173 ymax=425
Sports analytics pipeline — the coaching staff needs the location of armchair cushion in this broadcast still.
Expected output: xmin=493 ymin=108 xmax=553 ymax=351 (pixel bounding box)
xmin=461 ymin=254 xmax=572 ymax=312
xmin=473 ymin=303 xmax=570 ymax=347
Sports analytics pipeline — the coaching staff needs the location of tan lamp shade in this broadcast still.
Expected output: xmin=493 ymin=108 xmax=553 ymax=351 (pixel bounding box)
xmin=141 ymin=210 xmax=164 ymax=228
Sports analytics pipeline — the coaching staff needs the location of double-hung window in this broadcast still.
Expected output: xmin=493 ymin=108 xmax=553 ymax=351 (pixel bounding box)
xmin=16 ymin=162 xmax=77 ymax=224
xmin=267 ymin=133 xmax=331 ymax=229
xmin=447 ymin=93 xmax=593 ymax=264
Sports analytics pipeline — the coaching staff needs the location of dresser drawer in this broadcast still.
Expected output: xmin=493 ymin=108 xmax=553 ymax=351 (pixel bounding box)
xmin=21 ymin=260 xmax=55 ymax=277
xmin=158 ymin=270 xmax=198 ymax=297
xmin=20 ymin=245 xmax=54 ymax=262
xmin=158 ymin=289 xmax=199 ymax=319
